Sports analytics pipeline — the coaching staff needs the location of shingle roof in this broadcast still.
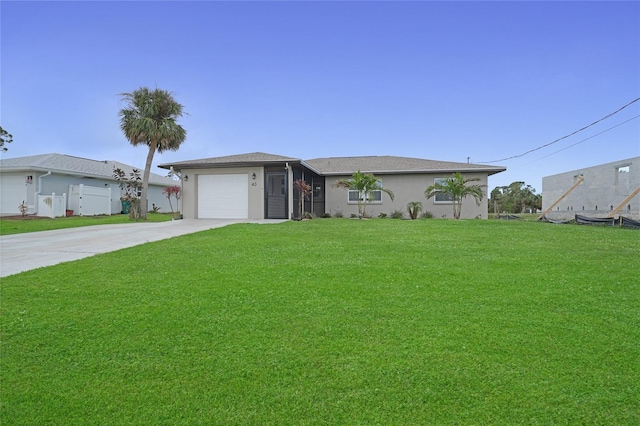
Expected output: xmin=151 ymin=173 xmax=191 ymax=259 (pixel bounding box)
xmin=304 ymin=155 xmax=506 ymax=176
xmin=158 ymin=152 xmax=301 ymax=169
xmin=0 ymin=153 xmax=175 ymax=185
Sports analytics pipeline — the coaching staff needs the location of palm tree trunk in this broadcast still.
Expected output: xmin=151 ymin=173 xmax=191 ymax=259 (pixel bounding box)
xmin=141 ymin=140 xmax=157 ymax=220
xmin=454 ymin=198 xmax=461 ymax=219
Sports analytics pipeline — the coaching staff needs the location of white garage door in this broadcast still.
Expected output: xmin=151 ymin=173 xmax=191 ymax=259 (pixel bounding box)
xmin=198 ymin=174 xmax=249 ymax=219
xmin=1 ymin=174 xmax=29 ymax=215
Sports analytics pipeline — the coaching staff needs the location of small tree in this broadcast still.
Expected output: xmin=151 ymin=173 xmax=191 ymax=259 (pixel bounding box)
xmin=294 ymin=179 xmax=312 ymax=219
xmin=407 ymin=201 xmax=423 ymax=220
xmin=113 ymin=167 xmax=142 ymax=220
xmin=425 ymin=172 xmax=485 ymax=219
xmin=335 ymin=170 xmax=394 ymax=217
xmin=163 ymin=185 xmax=181 ymax=218
xmin=18 ymin=201 xmax=28 ymax=216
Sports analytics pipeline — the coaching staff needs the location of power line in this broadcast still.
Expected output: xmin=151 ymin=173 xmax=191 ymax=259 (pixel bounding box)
xmin=532 ymin=114 xmax=640 ymax=161
xmin=506 ymin=114 xmax=640 ymax=172
xmin=481 ymin=97 xmax=640 ymax=163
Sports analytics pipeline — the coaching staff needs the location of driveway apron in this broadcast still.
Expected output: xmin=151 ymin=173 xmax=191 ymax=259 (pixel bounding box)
xmin=0 ymin=219 xmax=284 ymax=277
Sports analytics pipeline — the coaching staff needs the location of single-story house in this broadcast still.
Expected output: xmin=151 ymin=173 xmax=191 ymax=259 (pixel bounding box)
xmin=542 ymin=156 xmax=640 ymax=220
xmin=158 ymin=152 xmax=506 ymax=220
xmin=0 ymin=153 xmax=177 ymax=216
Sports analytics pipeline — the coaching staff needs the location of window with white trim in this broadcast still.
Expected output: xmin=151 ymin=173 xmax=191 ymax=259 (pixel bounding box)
xmin=433 ymin=178 xmax=453 ymax=203
xmin=347 ymin=181 xmax=383 ymax=204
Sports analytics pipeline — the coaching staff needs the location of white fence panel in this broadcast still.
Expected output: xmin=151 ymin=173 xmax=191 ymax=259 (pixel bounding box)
xmin=68 ymin=184 xmax=111 ymax=216
xmin=37 ymin=193 xmax=67 ymax=218
xmin=68 ymin=185 xmax=81 ymax=216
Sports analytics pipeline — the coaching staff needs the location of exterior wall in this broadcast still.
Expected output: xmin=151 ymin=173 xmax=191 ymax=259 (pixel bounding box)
xmin=145 ymin=185 xmax=173 ymax=214
xmin=542 ymin=157 xmax=640 ymax=220
xmin=325 ymin=172 xmax=491 ymax=219
xmin=180 ymin=166 xmax=265 ymax=219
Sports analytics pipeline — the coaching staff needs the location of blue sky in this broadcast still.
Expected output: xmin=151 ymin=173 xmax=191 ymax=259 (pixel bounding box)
xmin=1 ymin=1 xmax=639 ymax=192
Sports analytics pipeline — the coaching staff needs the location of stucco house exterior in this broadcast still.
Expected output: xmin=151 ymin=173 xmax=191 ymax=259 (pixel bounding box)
xmin=158 ymin=152 xmax=506 ymax=220
xmin=0 ymin=153 xmax=177 ymax=216
xmin=541 ymin=156 xmax=640 ymax=220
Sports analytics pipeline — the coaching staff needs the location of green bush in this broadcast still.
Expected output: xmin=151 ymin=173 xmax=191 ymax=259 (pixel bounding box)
xmin=390 ymin=209 xmax=404 ymax=219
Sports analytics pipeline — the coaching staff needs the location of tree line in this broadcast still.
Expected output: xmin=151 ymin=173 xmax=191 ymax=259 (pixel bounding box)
xmin=489 ymin=181 xmax=542 ymax=214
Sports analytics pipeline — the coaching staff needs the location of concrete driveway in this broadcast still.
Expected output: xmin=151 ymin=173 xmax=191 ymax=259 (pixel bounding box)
xmin=0 ymin=219 xmax=284 ymax=277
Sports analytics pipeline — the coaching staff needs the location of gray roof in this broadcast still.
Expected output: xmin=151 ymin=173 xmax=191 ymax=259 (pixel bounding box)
xmin=158 ymin=152 xmax=506 ymax=176
xmin=0 ymin=153 xmax=176 ymax=185
xmin=303 ymin=155 xmax=506 ymax=176
xmin=158 ymin=152 xmax=301 ymax=169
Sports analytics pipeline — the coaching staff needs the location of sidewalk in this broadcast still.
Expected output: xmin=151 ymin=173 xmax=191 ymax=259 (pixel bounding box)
xmin=0 ymin=219 xmax=284 ymax=277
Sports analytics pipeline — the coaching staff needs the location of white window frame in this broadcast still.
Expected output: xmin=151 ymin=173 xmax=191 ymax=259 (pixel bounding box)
xmin=432 ymin=177 xmax=453 ymax=203
xmin=347 ymin=181 xmax=384 ymax=204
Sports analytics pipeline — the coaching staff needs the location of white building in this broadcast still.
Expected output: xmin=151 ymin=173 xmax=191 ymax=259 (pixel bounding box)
xmin=0 ymin=153 xmax=177 ymax=216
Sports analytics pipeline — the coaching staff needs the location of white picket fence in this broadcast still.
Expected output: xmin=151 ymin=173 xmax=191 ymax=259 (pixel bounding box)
xmin=37 ymin=193 xmax=67 ymax=218
xmin=68 ymin=184 xmax=112 ymax=216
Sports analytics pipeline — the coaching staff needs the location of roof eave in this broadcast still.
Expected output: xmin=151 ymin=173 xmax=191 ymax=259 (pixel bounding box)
xmin=319 ymin=167 xmax=507 ymax=176
xmin=159 ymin=159 xmax=302 ymax=170
xmin=1 ymin=166 xmax=173 ymax=185
xmin=1 ymin=166 xmax=108 ymax=180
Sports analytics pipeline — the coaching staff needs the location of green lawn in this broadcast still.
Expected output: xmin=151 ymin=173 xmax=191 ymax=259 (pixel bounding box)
xmin=0 ymin=212 xmax=173 ymax=235
xmin=1 ymin=219 xmax=638 ymax=424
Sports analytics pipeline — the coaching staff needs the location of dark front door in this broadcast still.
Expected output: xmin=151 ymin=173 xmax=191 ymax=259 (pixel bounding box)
xmin=265 ymin=172 xmax=287 ymax=219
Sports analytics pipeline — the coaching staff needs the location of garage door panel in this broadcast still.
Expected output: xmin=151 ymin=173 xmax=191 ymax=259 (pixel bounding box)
xmin=198 ymin=174 xmax=248 ymax=219
xmin=1 ymin=174 xmax=28 ymax=215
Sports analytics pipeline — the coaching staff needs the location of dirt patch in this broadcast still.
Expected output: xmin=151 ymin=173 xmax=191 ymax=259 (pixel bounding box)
xmin=0 ymin=215 xmax=53 ymax=221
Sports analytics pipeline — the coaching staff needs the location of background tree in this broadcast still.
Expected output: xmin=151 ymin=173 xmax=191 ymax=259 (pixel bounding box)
xmin=489 ymin=181 xmax=541 ymax=214
xmin=335 ymin=170 xmax=394 ymax=217
xmin=1 ymin=126 xmax=13 ymax=152
xmin=119 ymin=87 xmax=186 ymax=220
xmin=293 ymin=179 xmax=312 ymax=219
xmin=425 ymin=172 xmax=484 ymax=219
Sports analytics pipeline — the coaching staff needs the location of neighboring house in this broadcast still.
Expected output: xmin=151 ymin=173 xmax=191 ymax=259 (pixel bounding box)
xmin=542 ymin=156 xmax=640 ymax=220
xmin=0 ymin=153 xmax=177 ymax=216
xmin=158 ymin=152 xmax=506 ymax=220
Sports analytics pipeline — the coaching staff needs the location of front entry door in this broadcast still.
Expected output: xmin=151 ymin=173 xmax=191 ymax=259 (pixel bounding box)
xmin=265 ymin=172 xmax=287 ymax=219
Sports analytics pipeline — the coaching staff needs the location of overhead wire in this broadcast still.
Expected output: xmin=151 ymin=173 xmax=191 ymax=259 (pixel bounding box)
xmin=480 ymin=97 xmax=640 ymax=163
xmin=504 ymin=114 xmax=640 ymax=172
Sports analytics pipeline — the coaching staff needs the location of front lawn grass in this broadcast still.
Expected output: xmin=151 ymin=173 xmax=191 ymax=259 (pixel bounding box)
xmin=0 ymin=212 xmax=172 ymax=235
xmin=2 ymin=219 xmax=638 ymax=424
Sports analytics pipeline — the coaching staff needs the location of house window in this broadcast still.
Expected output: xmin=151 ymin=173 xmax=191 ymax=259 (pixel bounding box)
xmin=433 ymin=178 xmax=453 ymax=203
xmin=313 ymin=184 xmax=322 ymax=200
xmin=347 ymin=181 xmax=383 ymax=204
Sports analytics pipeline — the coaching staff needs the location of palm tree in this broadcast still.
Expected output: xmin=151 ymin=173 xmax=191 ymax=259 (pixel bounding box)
xmin=119 ymin=87 xmax=186 ymax=219
xmin=335 ymin=170 xmax=394 ymax=217
xmin=406 ymin=201 xmax=423 ymax=220
xmin=425 ymin=172 xmax=485 ymax=219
